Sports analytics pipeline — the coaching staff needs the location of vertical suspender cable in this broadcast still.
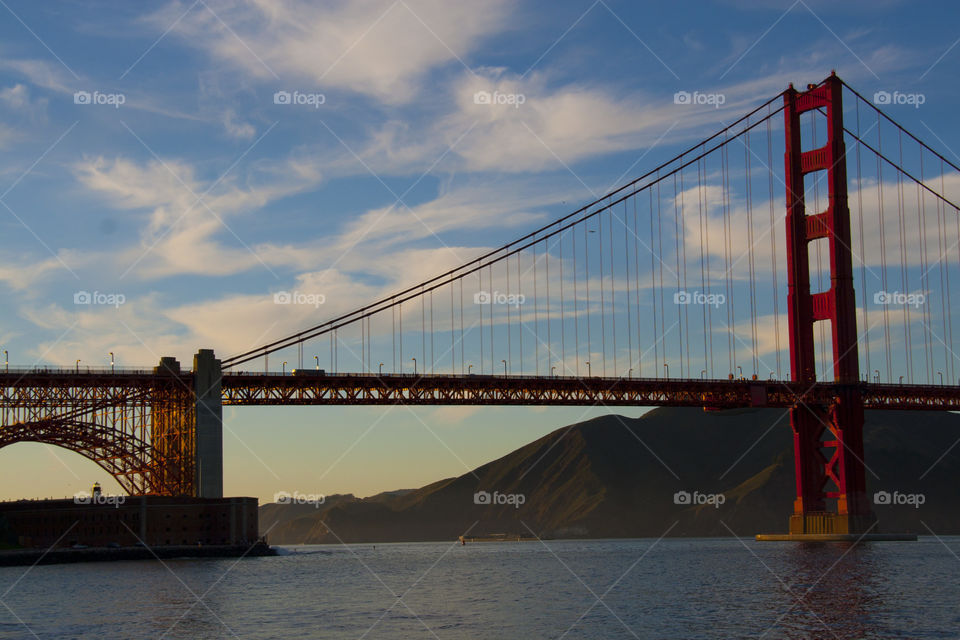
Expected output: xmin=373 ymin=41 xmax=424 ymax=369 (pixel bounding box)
xmin=518 ymin=251 xmax=524 ymax=375
xmin=633 ymin=194 xmax=642 ymax=377
xmin=896 ymin=130 xmax=912 ymax=381
xmin=583 ymin=222 xmax=593 ymax=375
xmin=609 ymin=202 xmax=617 ymax=376
xmin=560 ymin=228 xmax=566 ymax=373
xmin=650 ymin=186 xmax=659 ymax=376
xmin=545 ymin=238 xmax=552 ymax=373
xmin=534 ymin=241 xmax=540 ymax=375
xmin=656 ymin=181 xmax=665 ymax=376
xmin=918 ymin=153 xmax=932 ymax=382
xmin=506 ymin=256 xmax=512 ymax=374
xmin=854 ymin=99 xmax=870 ymax=380
xmin=877 ymin=112 xmax=892 ymax=381
xmin=624 ymin=199 xmax=633 ymax=372
xmin=573 ymin=222 xmax=580 ymax=376
xmin=673 ymin=172 xmax=683 ymax=378
xmin=600 ymin=208 xmax=607 ymax=376
xmin=697 ymin=155 xmax=708 ymax=375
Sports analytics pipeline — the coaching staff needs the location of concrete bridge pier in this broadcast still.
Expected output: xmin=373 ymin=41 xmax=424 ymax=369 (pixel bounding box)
xmin=193 ymin=349 xmax=223 ymax=498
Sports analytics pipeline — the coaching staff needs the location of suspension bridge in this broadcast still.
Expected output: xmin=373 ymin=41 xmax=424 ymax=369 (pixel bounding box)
xmin=3 ymin=73 xmax=960 ymax=538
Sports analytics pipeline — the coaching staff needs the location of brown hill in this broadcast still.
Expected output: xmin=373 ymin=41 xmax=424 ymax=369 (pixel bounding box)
xmin=260 ymin=407 xmax=960 ymax=543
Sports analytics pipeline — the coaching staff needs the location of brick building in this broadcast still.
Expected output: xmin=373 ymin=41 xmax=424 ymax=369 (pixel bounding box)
xmin=0 ymin=495 xmax=259 ymax=548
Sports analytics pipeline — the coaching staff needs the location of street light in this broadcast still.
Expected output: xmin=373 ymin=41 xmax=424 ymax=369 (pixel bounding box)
xmin=379 ymin=362 xmax=385 ymax=375
xmin=899 ymin=375 xmax=904 ymax=384
xmin=938 ymin=371 xmax=944 ymax=385
xmin=3 ymin=350 xmax=7 ymax=373
xmin=700 ymin=369 xmax=707 ymax=379
xmin=585 ymin=361 xmax=591 ymax=377
xmin=770 ymin=372 xmax=775 ymax=380
xmin=76 ymin=359 xmax=81 ymax=374
xmin=315 ymin=355 xmax=320 ymax=371
xmin=109 ymin=352 xmax=114 ymax=373
xmin=283 ymin=361 xmax=287 ymax=376
xmin=468 ymin=364 xmax=474 ymax=374
xmin=501 ymin=359 xmax=507 ymax=376
xmin=628 ymin=368 xmax=633 ymax=378
xmin=736 ymin=365 xmax=743 ymax=378
xmin=412 ymin=357 xmax=417 ymax=375
xmin=664 ymin=363 xmax=669 ymax=378
xmin=874 ymin=369 xmax=880 ymax=383
xmin=551 ymin=366 xmax=557 ymax=377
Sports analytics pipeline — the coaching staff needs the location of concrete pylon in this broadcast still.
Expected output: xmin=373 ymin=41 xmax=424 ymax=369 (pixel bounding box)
xmin=193 ymin=349 xmax=223 ymax=498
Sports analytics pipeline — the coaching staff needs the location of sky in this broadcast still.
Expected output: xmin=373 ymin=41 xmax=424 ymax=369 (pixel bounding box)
xmin=1 ymin=0 xmax=959 ymax=504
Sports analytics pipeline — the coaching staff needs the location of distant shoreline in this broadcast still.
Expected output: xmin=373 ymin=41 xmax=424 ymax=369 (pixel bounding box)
xmin=0 ymin=542 xmax=276 ymax=567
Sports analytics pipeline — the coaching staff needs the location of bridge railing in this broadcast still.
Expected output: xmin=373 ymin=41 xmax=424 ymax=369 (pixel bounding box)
xmin=0 ymin=367 xmax=158 ymax=376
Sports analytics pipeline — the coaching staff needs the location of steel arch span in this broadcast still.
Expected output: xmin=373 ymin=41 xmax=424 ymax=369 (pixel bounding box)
xmin=0 ymin=420 xmax=160 ymax=495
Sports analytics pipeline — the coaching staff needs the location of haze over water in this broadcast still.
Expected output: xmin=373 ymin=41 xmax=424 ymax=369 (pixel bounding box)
xmin=1 ymin=537 xmax=956 ymax=639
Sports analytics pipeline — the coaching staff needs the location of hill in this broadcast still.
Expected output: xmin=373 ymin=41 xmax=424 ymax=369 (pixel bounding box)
xmin=260 ymin=408 xmax=960 ymax=543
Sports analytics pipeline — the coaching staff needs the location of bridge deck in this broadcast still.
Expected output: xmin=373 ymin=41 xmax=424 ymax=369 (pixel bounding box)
xmin=1 ymin=371 xmax=957 ymax=411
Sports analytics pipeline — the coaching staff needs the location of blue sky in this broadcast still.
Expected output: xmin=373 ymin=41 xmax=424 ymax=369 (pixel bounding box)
xmin=1 ymin=0 xmax=958 ymax=503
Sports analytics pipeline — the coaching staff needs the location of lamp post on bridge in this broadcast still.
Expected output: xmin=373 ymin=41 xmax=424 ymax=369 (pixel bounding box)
xmin=109 ymin=352 xmax=114 ymax=373
xmin=938 ymin=371 xmax=944 ymax=385
xmin=501 ymin=359 xmax=507 ymax=376
xmin=663 ymin=363 xmax=669 ymax=378
xmin=315 ymin=355 xmax=319 ymax=371
xmin=551 ymin=366 xmax=556 ymax=377
xmin=585 ymin=361 xmax=591 ymax=377
xmin=874 ymin=370 xmax=880 ymax=383
xmin=3 ymin=350 xmax=7 ymax=373
xmin=412 ymin=357 xmax=417 ymax=376
xmin=628 ymin=368 xmax=633 ymax=378
xmin=283 ymin=361 xmax=287 ymax=376
xmin=700 ymin=369 xmax=706 ymax=379
xmin=899 ymin=375 xmax=904 ymax=384
xmin=379 ymin=362 xmax=384 ymax=375
xmin=736 ymin=365 xmax=743 ymax=379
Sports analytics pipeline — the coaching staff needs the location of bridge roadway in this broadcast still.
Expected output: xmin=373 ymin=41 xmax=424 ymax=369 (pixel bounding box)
xmin=1 ymin=369 xmax=958 ymax=413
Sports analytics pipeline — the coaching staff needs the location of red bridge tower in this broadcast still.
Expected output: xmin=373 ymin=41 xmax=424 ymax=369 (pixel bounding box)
xmin=783 ymin=74 xmax=875 ymax=535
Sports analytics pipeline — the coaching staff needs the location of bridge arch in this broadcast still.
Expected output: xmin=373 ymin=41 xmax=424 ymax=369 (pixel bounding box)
xmin=0 ymin=420 xmax=158 ymax=495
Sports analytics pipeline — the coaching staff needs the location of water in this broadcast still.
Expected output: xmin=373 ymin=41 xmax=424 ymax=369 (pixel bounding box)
xmin=1 ymin=537 xmax=958 ymax=639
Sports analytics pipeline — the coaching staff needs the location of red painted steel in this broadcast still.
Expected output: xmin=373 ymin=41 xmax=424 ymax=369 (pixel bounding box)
xmin=783 ymin=74 xmax=872 ymax=534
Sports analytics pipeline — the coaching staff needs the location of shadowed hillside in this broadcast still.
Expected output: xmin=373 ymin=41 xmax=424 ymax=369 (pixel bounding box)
xmin=260 ymin=408 xmax=960 ymax=543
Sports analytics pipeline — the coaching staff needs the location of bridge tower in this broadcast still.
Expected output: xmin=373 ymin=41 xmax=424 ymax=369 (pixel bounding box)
xmin=783 ymin=74 xmax=875 ymax=535
xmin=149 ymin=350 xmax=223 ymax=498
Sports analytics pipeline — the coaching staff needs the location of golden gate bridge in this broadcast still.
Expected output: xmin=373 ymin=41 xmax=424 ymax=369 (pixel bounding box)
xmin=3 ymin=74 xmax=960 ymax=538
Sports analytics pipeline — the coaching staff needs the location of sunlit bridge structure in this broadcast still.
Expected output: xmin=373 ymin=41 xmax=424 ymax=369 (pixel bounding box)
xmin=3 ymin=74 xmax=960 ymax=538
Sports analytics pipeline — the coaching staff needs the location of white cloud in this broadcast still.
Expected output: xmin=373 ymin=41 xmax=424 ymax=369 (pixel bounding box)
xmin=222 ymin=108 xmax=256 ymax=140
xmin=72 ymin=154 xmax=323 ymax=278
xmin=153 ymin=0 xmax=512 ymax=104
